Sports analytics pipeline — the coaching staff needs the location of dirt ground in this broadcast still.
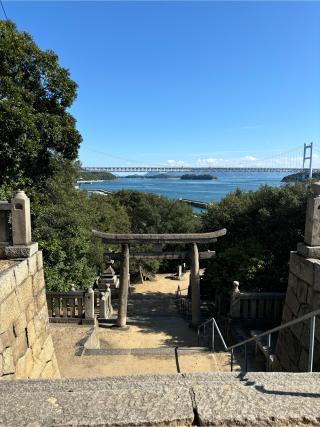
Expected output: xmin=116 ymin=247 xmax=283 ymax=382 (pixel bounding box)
xmin=99 ymin=272 xmax=197 ymax=349
xmin=51 ymin=272 xmax=237 ymax=378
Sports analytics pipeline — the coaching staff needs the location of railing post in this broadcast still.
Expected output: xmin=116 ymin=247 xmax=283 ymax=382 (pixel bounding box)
xmin=106 ymin=284 xmax=112 ymax=317
xmin=244 ymin=343 xmax=248 ymax=372
xmin=100 ymin=292 xmax=107 ymax=319
xmin=11 ymin=190 xmax=32 ymax=245
xmin=212 ymin=319 xmax=215 ymax=351
xmin=230 ymin=281 xmax=241 ymax=319
xmin=308 ymin=316 xmax=316 ymax=372
xmin=85 ymin=287 xmax=95 ymax=320
xmin=0 ymin=210 xmax=9 ymax=246
xmin=176 ymin=285 xmax=180 ymax=298
xmin=267 ymin=333 xmax=271 ymax=371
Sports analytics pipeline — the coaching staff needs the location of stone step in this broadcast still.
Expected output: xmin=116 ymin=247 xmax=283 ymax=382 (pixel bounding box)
xmin=1 ymin=372 xmax=320 ymax=426
xmin=85 ymin=346 xmax=211 ymax=356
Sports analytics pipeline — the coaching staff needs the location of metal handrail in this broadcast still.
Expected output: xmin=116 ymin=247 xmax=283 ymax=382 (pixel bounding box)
xmin=198 ymin=307 xmax=320 ymax=372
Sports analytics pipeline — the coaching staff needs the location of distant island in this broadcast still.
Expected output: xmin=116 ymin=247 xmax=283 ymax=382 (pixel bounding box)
xmin=281 ymin=172 xmax=319 ymax=183
xmin=123 ymin=173 xmax=218 ymax=180
xmin=78 ymin=170 xmax=117 ymax=181
xmin=124 ymin=174 xmax=177 ymax=179
xmin=180 ymin=174 xmax=217 ymax=180
xmin=149 ymin=174 xmax=177 ymax=179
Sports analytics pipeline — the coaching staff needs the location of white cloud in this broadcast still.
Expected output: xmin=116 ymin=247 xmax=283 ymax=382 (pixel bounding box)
xmin=242 ymin=155 xmax=257 ymax=162
xmin=167 ymin=159 xmax=188 ymax=167
xmin=166 ymin=152 xmax=320 ymax=169
xmin=196 ymin=158 xmax=230 ymax=167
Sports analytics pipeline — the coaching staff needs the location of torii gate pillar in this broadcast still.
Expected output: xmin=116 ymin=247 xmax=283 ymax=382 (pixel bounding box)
xmin=190 ymin=242 xmax=201 ymax=327
xmin=117 ymin=244 xmax=130 ymax=328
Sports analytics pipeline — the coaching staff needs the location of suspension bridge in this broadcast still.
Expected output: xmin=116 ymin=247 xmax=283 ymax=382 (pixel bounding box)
xmin=83 ymin=143 xmax=318 ymax=177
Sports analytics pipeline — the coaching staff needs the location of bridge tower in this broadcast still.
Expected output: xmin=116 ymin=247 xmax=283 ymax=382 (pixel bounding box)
xmin=303 ymin=142 xmax=313 ymax=179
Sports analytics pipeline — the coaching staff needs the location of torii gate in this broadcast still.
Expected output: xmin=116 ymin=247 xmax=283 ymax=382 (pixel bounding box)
xmin=93 ymin=229 xmax=227 ymax=328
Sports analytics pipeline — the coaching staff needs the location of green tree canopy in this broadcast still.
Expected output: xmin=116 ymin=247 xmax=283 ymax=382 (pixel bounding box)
xmin=32 ymin=162 xmax=131 ymax=291
xmin=0 ymin=20 xmax=81 ymax=190
xmin=202 ymin=184 xmax=309 ymax=299
xmin=112 ymin=190 xmax=201 ymax=274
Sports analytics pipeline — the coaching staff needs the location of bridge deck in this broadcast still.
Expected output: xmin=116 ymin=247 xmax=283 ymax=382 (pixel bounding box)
xmin=83 ymin=167 xmax=316 ymax=173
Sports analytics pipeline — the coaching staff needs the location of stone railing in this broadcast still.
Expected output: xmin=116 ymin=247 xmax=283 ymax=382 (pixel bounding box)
xmin=175 ymin=294 xmax=192 ymax=319
xmin=46 ymin=286 xmax=112 ymax=324
xmin=0 ymin=190 xmax=38 ymax=259
xmin=230 ymin=281 xmax=285 ymax=323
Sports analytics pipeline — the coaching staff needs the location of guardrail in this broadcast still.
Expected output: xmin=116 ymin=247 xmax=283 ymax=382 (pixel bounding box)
xmin=175 ymin=284 xmax=192 ymax=319
xmin=198 ymin=308 xmax=320 ymax=373
xmin=230 ymin=281 xmax=285 ymax=323
xmin=46 ymin=286 xmax=112 ymax=324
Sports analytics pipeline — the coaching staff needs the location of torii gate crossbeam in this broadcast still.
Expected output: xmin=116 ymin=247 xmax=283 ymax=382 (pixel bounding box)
xmin=93 ymin=229 xmax=227 ymax=328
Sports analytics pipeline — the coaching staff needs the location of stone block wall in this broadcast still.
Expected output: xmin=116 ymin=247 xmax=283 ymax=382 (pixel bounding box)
xmin=273 ymin=254 xmax=320 ymax=372
xmin=0 ymin=251 xmax=60 ymax=379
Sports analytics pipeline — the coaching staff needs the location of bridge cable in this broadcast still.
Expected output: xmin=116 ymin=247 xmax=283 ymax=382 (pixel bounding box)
xmin=0 ymin=0 xmax=8 ymax=19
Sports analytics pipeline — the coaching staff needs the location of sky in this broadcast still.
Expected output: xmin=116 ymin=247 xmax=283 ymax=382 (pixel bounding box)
xmin=2 ymin=1 xmax=320 ymax=167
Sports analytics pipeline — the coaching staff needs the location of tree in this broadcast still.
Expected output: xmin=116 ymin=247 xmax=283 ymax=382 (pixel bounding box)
xmin=32 ymin=162 xmax=131 ymax=291
xmin=201 ymin=184 xmax=309 ymax=300
xmin=0 ymin=21 xmax=81 ymax=191
xmin=112 ymin=190 xmax=201 ymax=275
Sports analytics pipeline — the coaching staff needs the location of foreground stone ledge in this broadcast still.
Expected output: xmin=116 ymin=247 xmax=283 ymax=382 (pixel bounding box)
xmin=0 ymin=373 xmax=320 ymax=426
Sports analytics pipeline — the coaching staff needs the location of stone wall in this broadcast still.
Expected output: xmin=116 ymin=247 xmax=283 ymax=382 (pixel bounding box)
xmin=273 ymin=252 xmax=320 ymax=371
xmin=0 ymin=251 xmax=60 ymax=379
xmin=273 ymin=182 xmax=320 ymax=372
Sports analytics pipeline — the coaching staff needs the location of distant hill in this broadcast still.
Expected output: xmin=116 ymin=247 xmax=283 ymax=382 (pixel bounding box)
xmin=281 ymin=172 xmax=318 ymax=182
xmin=78 ymin=170 xmax=117 ymax=181
xmin=126 ymin=173 xmax=176 ymax=179
xmin=148 ymin=174 xmax=177 ymax=179
xmin=180 ymin=174 xmax=217 ymax=180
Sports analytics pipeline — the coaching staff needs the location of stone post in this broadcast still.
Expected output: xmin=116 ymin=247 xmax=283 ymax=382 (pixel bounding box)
xmin=190 ymin=242 xmax=200 ymax=327
xmin=11 ymin=190 xmax=32 ymax=246
xmin=296 ymin=182 xmax=320 ymax=257
xmin=117 ymin=243 xmax=130 ymax=328
xmin=85 ymin=287 xmax=95 ymax=321
xmin=0 ymin=210 xmax=9 ymax=245
xmin=230 ymin=281 xmax=241 ymax=319
xmin=99 ymin=292 xmax=108 ymax=319
xmin=178 ymin=265 xmax=182 ymax=280
xmin=106 ymin=284 xmax=113 ymax=317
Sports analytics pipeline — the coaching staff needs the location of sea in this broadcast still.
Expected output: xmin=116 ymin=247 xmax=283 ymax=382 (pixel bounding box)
xmin=78 ymin=172 xmax=289 ymax=204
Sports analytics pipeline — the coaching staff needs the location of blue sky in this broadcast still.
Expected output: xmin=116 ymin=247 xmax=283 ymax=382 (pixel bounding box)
xmin=3 ymin=1 xmax=320 ymax=167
